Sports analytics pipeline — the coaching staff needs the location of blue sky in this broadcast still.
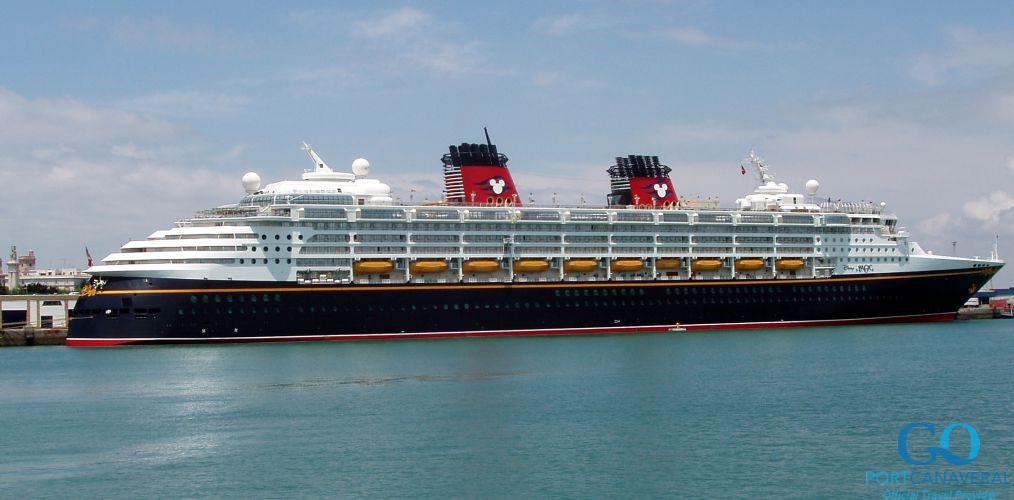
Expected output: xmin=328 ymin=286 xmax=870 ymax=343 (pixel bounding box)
xmin=3 ymin=1 xmax=1014 ymax=285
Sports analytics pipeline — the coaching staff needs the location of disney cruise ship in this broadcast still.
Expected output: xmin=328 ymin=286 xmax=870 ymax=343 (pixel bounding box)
xmin=67 ymin=135 xmax=1002 ymax=346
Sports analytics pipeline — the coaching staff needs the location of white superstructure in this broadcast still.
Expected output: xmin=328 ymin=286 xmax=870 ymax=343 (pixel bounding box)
xmin=87 ymin=144 xmax=1001 ymax=286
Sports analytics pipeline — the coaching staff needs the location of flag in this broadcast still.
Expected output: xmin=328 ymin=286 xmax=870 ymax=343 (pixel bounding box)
xmin=85 ymin=246 xmax=93 ymax=267
xmin=740 ymin=165 xmax=746 ymax=175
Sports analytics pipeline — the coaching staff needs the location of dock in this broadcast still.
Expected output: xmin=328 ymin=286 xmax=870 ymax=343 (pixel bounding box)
xmin=0 ymin=327 xmax=67 ymax=346
xmin=0 ymin=294 xmax=75 ymax=346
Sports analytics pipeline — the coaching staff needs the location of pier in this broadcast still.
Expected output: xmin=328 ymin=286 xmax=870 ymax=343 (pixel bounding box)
xmin=0 ymin=294 xmax=74 ymax=346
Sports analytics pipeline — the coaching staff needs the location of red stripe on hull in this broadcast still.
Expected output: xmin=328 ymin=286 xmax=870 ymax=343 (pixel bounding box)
xmin=65 ymin=312 xmax=956 ymax=347
xmin=685 ymin=312 xmax=956 ymax=331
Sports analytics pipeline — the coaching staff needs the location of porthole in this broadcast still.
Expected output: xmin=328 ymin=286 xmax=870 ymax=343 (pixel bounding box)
xmin=275 ymin=235 xmax=280 ymax=240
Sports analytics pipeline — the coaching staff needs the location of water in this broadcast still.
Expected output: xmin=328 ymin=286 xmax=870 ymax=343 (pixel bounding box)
xmin=2 ymin=321 xmax=1013 ymax=498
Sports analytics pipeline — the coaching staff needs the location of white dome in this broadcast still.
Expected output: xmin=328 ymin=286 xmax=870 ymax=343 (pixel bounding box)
xmin=805 ymin=179 xmax=819 ymax=195
xmin=242 ymin=172 xmax=262 ymax=193
xmin=352 ymin=158 xmax=370 ymax=177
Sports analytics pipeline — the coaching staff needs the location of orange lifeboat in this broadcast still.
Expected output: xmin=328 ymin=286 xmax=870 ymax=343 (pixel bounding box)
xmin=776 ymin=258 xmax=805 ymax=271
xmin=610 ymin=259 xmax=644 ymax=273
xmin=691 ymin=259 xmax=723 ymax=272
xmin=735 ymin=259 xmax=765 ymax=272
xmin=564 ymin=259 xmax=598 ymax=273
xmin=462 ymin=259 xmax=500 ymax=273
xmin=655 ymin=258 xmax=682 ymax=271
xmin=410 ymin=259 xmax=448 ymax=274
xmin=513 ymin=259 xmax=550 ymax=273
xmin=353 ymin=260 xmax=395 ymax=274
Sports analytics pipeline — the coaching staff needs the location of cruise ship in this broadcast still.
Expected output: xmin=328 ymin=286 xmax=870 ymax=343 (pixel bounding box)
xmin=67 ymin=136 xmax=1003 ymax=346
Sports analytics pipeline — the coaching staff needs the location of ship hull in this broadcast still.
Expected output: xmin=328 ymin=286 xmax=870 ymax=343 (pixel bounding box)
xmin=67 ymin=266 xmax=998 ymax=346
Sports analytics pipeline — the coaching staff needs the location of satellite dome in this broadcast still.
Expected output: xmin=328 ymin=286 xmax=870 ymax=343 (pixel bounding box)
xmin=805 ymin=179 xmax=819 ymax=195
xmin=242 ymin=172 xmax=262 ymax=193
xmin=352 ymin=158 xmax=370 ymax=177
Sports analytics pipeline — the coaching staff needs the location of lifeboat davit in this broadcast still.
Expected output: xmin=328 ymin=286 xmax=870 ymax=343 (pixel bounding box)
xmin=655 ymin=258 xmax=682 ymax=270
xmin=410 ymin=260 xmax=448 ymax=274
xmin=735 ymin=259 xmax=765 ymax=272
xmin=354 ymin=260 xmax=395 ymax=274
xmin=514 ymin=259 xmax=550 ymax=273
xmin=463 ymin=259 xmax=499 ymax=273
xmin=691 ymin=259 xmax=723 ymax=272
xmin=610 ymin=259 xmax=644 ymax=273
xmin=776 ymin=258 xmax=805 ymax=271
xmin=564 ymin=259 xmax=598 ymax=273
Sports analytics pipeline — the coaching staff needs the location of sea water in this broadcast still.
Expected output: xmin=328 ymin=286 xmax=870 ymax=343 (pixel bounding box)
xmin=1 ymin=321 xmax=1012 ymax=499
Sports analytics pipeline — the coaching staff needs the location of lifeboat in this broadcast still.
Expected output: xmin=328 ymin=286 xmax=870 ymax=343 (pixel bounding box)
xmin=735 ymin=259 xmax=765 ymax=272
xmin=691 ymin=258 xmax=723 ymax=272
xmin=462 ymin=259 xmax=500 ymax=273
xmin=564 ymin=259 xmax=598 ymax=273
xmin=655 ymin=258 xmax=682 ymax=271
xmin=410 ymin=259 xmax=448 ymax=274
xmin=610 ymin=259 xmax=644 ymax=273
xmin=514 ymin=259 xmax=550 ymax=273
xmin=776 ymin=258 xmax=805 ymax=271
xmin=353 ymin=260 xmax=395 ymax=274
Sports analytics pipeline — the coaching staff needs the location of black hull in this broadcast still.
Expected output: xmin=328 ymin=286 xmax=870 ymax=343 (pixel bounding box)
xmin=67 ymin=266 xmax=999 ymax=346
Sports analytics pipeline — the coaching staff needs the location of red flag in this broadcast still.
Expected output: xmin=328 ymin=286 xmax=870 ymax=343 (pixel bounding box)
xmin=85 ymin=246 xmax=93 ymax=267
xmin=740 ymin=165 xmax=747 ymax=175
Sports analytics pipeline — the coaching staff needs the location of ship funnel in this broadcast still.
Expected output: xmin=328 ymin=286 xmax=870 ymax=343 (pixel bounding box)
xmin=442 ymin=132 xmax=521 ymax=206
xmin=606 ymin=155 xmax=678 ymax=207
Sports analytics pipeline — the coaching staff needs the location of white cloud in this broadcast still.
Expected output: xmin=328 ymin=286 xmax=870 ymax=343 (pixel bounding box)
xmin=121 ymin=90 xmax=249 ymax=119
xmin=353 ymin=7 xmax=432 ymax=39
xmin=0 ymin=88 xmax=179 ymax=146
xmin=645 ymin=26 xmax=754 ymax=50
xmin=918 ymin=213 xmax=958 ymax=235
xmin=110 ymin=16 xmax=219 ymax=51
xmin=532 ymin=14 xmax=616 ymax=36
xmin=532 ymin=71 xmax=560 ymax=87
xmin=0 ymin=87 xmax=238 ymax=266
xmin=403 ymin=40 xmax=486 ymax=77
xmin=111 ymin=142 xmax=152 ymax=160
xmin=911 ymin=26 xmax=1014 ymax=85
xmin=964 ymin=191 xmax=1014 ymax=224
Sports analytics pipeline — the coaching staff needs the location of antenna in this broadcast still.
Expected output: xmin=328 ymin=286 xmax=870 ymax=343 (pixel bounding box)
xmin=484 ymin=127 xmax=493 ymax=149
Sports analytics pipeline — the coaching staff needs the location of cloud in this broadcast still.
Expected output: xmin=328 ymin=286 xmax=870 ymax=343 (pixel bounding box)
xmin=111 ymin=142 xmax=153 ymax=160
xmin=532 ymin=14 xmax=616 ymax=36
xmin=918 ymin=213 xmax=958 ymax=236
xmin=0 ymin=88 xmax=179 ymax=146
xmin=109 ymin=16 xmax=220 ymax=51
xmin=120 ymin=90 xmax=250 ymax=119
xmin=353 ymin=7 xmax=432 ymax=39
xmin=644 ymin=26 xmax=754 ymax=50
xmin=532 ymin=71 xmax=560 ymax=87
xmin=964 ymin=191 xmax=1014 ymax=224
xmin=0 ymin=87 xmax=238 ymax=265
xmin=911 ymin=26 xmax=1014 ymax=85
xmin=403 ymin=40 xmax=486 ymax=77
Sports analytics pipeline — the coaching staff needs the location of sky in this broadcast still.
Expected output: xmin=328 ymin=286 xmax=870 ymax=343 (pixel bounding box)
xmin=3 ymin=1 xmax=1014 ymax=285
